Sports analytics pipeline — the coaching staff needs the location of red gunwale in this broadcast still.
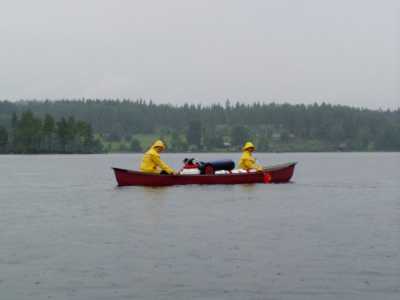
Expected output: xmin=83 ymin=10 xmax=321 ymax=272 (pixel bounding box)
xmin=112 ymin=162 xmax=297 ymax=187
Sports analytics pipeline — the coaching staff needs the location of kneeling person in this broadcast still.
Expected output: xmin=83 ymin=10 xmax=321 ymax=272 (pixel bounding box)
xmin=140 ymin=140 xmax=175 ymax=174
xmin=238 ymin=142 xmax=263 ymax=171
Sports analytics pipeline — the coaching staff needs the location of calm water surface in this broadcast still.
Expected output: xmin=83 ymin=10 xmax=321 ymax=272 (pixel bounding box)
xmin=0 ymin=153 xmax=399 ymax=300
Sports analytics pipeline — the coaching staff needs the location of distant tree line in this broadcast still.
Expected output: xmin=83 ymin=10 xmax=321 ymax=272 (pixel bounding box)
xmin=0 ymin=99 xmax=399 ymax=152
xmin=0 ymin=110 xmax=102 ymax=153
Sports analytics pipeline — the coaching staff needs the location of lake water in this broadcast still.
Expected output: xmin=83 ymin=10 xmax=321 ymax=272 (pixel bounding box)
xmin=0 ymin=153 xmax=399 ymax=300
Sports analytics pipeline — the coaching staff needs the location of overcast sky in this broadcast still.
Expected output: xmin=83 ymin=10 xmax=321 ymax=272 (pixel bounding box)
xmin=0 ymin=0 xmax=399 ymax=109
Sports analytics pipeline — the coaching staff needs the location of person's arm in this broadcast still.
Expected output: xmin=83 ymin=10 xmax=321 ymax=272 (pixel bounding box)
xmin=152 ymin=155 xmax=174 ymax=174
xmin=252 ymin=156 xmax=263 ymax=171
xmin=246 ymin=156 xmax=263 ymax=171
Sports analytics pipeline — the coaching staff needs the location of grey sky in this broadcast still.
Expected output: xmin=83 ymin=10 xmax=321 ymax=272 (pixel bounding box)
xmin=0 ymin=0 xmax=399 ymax=109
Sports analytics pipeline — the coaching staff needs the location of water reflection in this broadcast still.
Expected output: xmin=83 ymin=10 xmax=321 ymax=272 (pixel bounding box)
xmin=142 ymin=187 xmax=169 ymax=225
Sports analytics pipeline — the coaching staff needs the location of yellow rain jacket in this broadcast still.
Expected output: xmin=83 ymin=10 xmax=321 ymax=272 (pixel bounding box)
xmin=238 ymin=142 xmax=263 ymax=171
xmin=140 ymin=140 xmax=174 ymax=174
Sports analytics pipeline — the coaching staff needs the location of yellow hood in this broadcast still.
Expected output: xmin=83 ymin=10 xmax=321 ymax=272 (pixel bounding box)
xmin=242 ymin=141 xmax=255 ymax=151
xmin=151 ymin=140 xmax=166 ymax=150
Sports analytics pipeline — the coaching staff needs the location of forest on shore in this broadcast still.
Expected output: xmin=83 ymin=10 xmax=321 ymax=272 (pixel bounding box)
xmin=0 ymin=110 xmax=102 ymax=154
xmin=0 ymin=99 xmax=399 ymax=153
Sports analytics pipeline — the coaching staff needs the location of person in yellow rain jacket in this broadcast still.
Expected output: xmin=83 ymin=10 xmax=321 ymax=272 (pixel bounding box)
xmin=140 ymin=140 xmax=175 ymax=174
xmin=238 ymin=142 xmax=263 ymax=171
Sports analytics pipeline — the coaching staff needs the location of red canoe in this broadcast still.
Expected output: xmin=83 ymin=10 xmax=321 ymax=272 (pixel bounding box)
xmin=112 ymin=162 xmax=297 ymax=187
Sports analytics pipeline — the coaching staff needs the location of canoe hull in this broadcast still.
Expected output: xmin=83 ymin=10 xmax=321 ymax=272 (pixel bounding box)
xmin=112 ymin=162 xmax=297 ymax=187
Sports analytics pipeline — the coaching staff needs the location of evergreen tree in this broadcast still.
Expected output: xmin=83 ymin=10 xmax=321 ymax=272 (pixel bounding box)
xmin=42 ymin=114 xmax=55 ymax=152
xmin=0 ymin=126 xmax=8 ymax=153
xmin=186 ymin=120 xmax=202 ymax=148
xmin=203 ymin=127 xmax=223 ymax=151
xmin=130 ymin=138 xmax=142 ymax=152
xmin=56 ymin=117 xmax=68 ymax=152
xmin=170 ymin=131 xmax=188 ymax=152
xmin=11 ymin=112 xmax=18 ymax=129
xmin=14 ymin=111 xmax=42 ymax=153
xmin=231 ymin=125 xmax=250 ymax=148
